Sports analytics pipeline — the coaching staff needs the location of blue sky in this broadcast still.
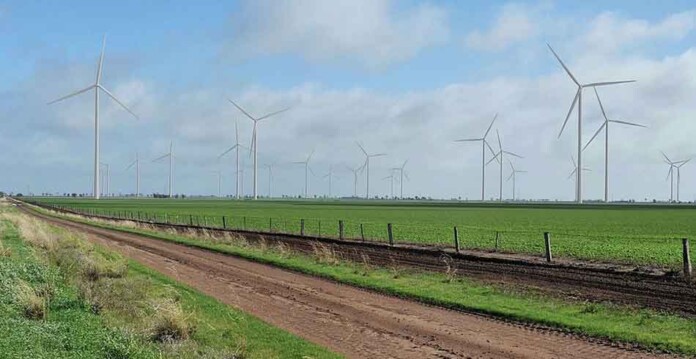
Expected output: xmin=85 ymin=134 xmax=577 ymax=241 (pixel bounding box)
xmin=2 ymin=1 xmax=696 ymax=201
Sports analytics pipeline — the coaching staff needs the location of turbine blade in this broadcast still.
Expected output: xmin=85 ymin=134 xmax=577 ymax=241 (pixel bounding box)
xmin=568 ymin=169 xmax=577 ymax=179
xmin=372 ymin=153 xmax=387 ymax=157
xmin=454 ymin=138 xmax=483 ymax=142
xmin=486 ymin=152 xmax=500 ymax=166
xmin=582 ymin=122 xmax=606 ymax=151
xmin=667 ymin=166 xmax=673 ymax=181
xmin=356 ymin=142 xmax=368 ymax=156
xmin=610 ymin=120 xmax=646 ymax=128
xmin=401 ymin=160 xmax=408 ymax=169
xmin=584 ymin=80 xmax=636 ymax=87
xmin=504 ymin=150 xmax=522 ymax=158
xmin=547 ymin=43 xmax=580 ymax=86
xmin=593 ymin=87 xmax=608 ymax=122
xmin=307 ymin=149 xmax=315 ymax=162
xmin=257 ymin=106 xmax=291 ymax=121
xmin=125 ymin=160 xmax=137 ymax=171
xmin=249 ymin=124 xmax=257 ymax=157
xmin=228 ymin=99 xmax=257 ymax=121
xmin=47 ymin=85 xmax=96 ymax=105
xmin=507 ymin=172 xmax=514 ymax=181
xmin=98 ymin=85 xmax=139 ymax=119
xmin=219 ymin=145 xmax=237 ymax=158
xmin=152 ymin=153 xmax=170 ymax=162
xmin=484 ymin=140 xmax=496 ymax=157
xmin=559 ymin=89 xmax=579 ymax=138
xmin=484 ymin=113 xmax=497 ymax=138
xmin=496 ymin=129 xmax=502 ymax=150
xmin=571 ymin=155 xmax=577 ymax=168
xmin=96 ymin=35 xmax=106 ymax=83
xmin=660 ymin=151 xmax=671 ymax=163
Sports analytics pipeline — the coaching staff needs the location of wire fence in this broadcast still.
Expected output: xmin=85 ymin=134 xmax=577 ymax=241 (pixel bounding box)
xmin=33 ymin=202 xmax=694 ymax=271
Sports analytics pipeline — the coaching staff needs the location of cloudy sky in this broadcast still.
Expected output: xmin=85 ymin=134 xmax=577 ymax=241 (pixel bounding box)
xmin=2 ymin=0 xmax=696 ymax=201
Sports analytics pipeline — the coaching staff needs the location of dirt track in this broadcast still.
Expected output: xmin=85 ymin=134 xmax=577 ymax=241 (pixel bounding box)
xmin=18 ymin=205 xmax=677 ymax=358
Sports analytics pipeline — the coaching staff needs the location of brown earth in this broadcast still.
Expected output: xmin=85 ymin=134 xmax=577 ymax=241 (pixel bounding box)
xmin=18 ymin=204 xmax=677 ymax=358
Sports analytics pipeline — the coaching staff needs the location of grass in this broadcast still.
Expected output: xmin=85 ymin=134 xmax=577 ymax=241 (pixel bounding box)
xmin=0 ymin=202 xmax=340 ymax=358
xmin=29 ymin=197 xmax=696 ymax=269
xmin=45 ymin=208 xmax=696 ymax=356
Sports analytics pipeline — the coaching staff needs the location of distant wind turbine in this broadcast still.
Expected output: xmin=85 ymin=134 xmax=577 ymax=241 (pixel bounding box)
xmin=48 ymin=36 xmax=139 ymax=200
xmin=293 ymin=150 xmax=315 ymax=199
xmin=152 ymin=141 xmax=174 ymax=198
xmin=219 ymin=121 xmax=246 ymax=200
xmin=662 ymin=152 xmax=689 ymax=202
xmin=322 ymin=165 xmax=338 ymax=198
xmin=487 ymin=130 xmax=522 ymax=202
xmin=212 ymin=170 xmax=222 ymax=198
xmin=228 ymin=99 xmax=290 ymax=200
xmin=357 ymin=142 xmax=386 ymax=199
xmin=99 ymin=162 xmax=110 ymax=197
xmin=547 ymin=43 xmax=635 ymax=204
xmin=390 ymin=160 xmax=409 ymax=199
xmin=568 ymin=155 xmax=591 ymax=201
xmin=506 ymin=160 xmax=527 ymax=201
xmin=346 ymin=163 xmax=366 ymax=198
xmin=455 ymin=114 xmax=498 ymax=201
xmin=382 ymin=171 xmax=396 ymax=198
xmin=583 ymin=88 xmax=646 ymax=202
xmin=264 ymin=162 xmax=276 ymax=198
xmin=125 ymin=153 xmax=140 ymax=197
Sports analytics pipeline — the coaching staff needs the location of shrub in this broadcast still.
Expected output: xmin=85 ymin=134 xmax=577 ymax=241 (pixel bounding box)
xmin=16 ymin=281 xmax=46 ymax=320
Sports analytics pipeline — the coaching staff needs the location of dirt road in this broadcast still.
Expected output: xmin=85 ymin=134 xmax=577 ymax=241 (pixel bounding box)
xmin=23 ymin=206 xmax=671 ymax=358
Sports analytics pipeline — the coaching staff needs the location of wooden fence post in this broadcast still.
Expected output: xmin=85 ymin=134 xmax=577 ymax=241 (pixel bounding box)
xmin=318 ymin=220 xmax=322 ymax=237
xmin=222 ymin=216 xmax=227 ymax=229
xmin=453 ymin=226 xmax=460 ymax=253
xmin=339 ymin=220 xmax=344 ymax=240
xmin=495 ymin=231 xmax=500 ymax=251
xmin=544 ymin=232 xmax=552 ymax=263
xmin=189 ymin=215 xmax=193 ymax=226
xmin=360 ymin=224 xmax=365 ymax=242
xmin=243 ymin=216 xmax=247 ymax=230
xmin=269 ymin=218 xmax=273 ymax=232
xmin=388 ymin=223 xmax=394 ymax=246
xmin=300 ymin=219 xmax=305 ymax=236
xmin=683 ymin=238 xmax=692 ymax=280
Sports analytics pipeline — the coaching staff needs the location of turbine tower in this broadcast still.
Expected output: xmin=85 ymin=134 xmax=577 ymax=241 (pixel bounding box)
xmin=212 ymin=170 xmax=222 ymax=197
xmin=357 ymin=142 xmax=386 ymax=199
xmin=662 ymin=152 xmax=688 ymax=202
xmin=547 ymin=43 xmax=635 ymax=204
xmin=506 ymin=160 xmax=527 ymax=201
xmin=382 ymin=171 xmax=396 ymax=198
xmin=390 ymin=160 xmax=408 ymax=199
xmin=568 ymin=155 xmax=591 ymax=201
xmin=487 ymin=130 xmax=522 ymax=202
xmin=125 ymin=153 xmax=140 ymax=197
xmin=153 ymin=142 xmax=174 ymax=198
xmin=293 ymin=150 xmax=315 ymax=199
xmin=228 ymin=99 xmax=290 ymax=200
xmin=455 ymin=114 xmax=498 ymax=201
xmin=219 ymin=121 xmax=246 ymax=200
xmin=322 ymin=165 xmax=337 ymax=198
xmin=346 ymin=164 xmax=365 ymax=198
xmin=99 ymin=162 xmax=110 ymax=197
xmin=48 ymin=36 xmax=139 ymax=200
xmin=264 ymin=163 xmax=276 ymax=198
xmin=583 ymin=88 xmax=646 ymax=202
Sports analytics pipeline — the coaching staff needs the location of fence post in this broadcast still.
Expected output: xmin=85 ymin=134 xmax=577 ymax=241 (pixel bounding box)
xmin=387 ymin=223 xmax=394 ymax=246
xmin=683 ymin=238 xmax=692 ymax=280
xmin=243 ymin=216 xmax=247 ymax=230
xmin=222 ymin=216 xmax=227 ymax=229
xmin=453 ymin=226 xmax=460 ymax=253
xmin=339 ymin=220 xmax=344 ymax=240
xmin=360 ymin=223 xmax=365 ymax=242
xmin=318 ymin=220 xmax=322 ymax=237
xmin=269 ymin=218 xmax=273 ymax=232
xmin=189 ymin=215 xmax=194 ymax=226
xmin=495 ymin=231 xmax=500 ymax=251
xmin=300 ymin=219 xmax=305 ymax=236
xmin=544 ymin=232 xmax=552 ymax=263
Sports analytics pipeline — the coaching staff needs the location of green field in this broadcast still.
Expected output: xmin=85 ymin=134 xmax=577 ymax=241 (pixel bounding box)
xmin=28 ymin=197 xmax=696 ymax=269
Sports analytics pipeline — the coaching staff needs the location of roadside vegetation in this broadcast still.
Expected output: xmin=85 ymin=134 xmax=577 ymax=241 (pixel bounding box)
xmin=37 ymin=205 xmax=696 ymax=356
xmin=0 ymin=201 xmax=339 ymax=358
xmin=32 ymin=198 xmax=696 ymax=269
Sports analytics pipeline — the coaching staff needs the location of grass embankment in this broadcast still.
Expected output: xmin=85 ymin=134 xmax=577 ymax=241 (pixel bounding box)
xmin=41 ymin=207 xmax=696 ymax=356
xmin=0 ymin=204 xmax=339 ymax=358
xmin=31 ymin=197 xmax=696 ymax=269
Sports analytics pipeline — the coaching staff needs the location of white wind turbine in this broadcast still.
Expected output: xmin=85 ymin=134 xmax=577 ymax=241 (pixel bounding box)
xmin=455 ymin=114 xmax=498 ymax=201
xmin=568 ymin=155 xmax=591 ymax=201
xmin=99 ymin=162 xmax=110 ymax=197
xmin=547 ymin=43 xmax=635 ymax=204
xmin=293 ymin=150 xmax=315 ymax=199
xmin=382 ymin=171 xmax=397 ymax=198
xmin=390 ymin=160 xmax=409 ymax=199
xmin=125 ymin=153 xmax=140 ymax=197
xmin=152 ymin=142 xmax=174 ymax=198
xmin=346 ymin=163 xmax=366 ymax=198
xmin=212 ymin=170 xmax=222 ymax=198
xmin=322 ymin=165 xmax=338 ymax=198
xmin=48 ymin=36 xmax=139 ymax=200
xmin=506 ymin=160 xmax=527 ymax=201
xmin=228 ymin=99 xmax=290 ymax=200
xmin=487 ymin=130 xmax=522 ymax=202
xmin=219 ymin=121 xmax=246 ymax=200
xmin=583 ymin=88 xmax=646 ymax=202
xmin=264 ymin=162 xmax=276 ymax=198
xmin=357 ymin=142 xmax=386 ymax=199
xmin=662 ymin=152 xmax=689 ymax=202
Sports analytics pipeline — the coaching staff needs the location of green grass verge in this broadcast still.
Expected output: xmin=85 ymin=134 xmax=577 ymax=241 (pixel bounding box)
xmin=29 ymin=197 xmax=696 ymax=269
xmin=46 ymin=210 xmax=696 ymax=355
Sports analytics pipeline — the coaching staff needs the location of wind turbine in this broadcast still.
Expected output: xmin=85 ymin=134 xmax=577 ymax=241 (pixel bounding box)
xmin=547 ymin=43 xmax=635 ymax=204
xmin=487 ymin=130 xmax=522 ymax=201
xmin=219 ymin=121 xmax=246 ymax=200
xmin=568 ymin=155 xmax=591 ymax=201
xmin=390 ymin=160 xmax=409 ymax=199
xmin=506 ymin=160 xmax=527 ymax=201
xmin=264 ymin=162 xmax=276 ymax=198
xmin=99 ymin=162 xmax=110 ymax=197
xmin=322 ymin=165 xmax=338 ymax=198
xmin=293 ymin=150 xmax=315 ymax=199
xmin=382 ymin=171 xmax=396 ymax=198
xmin=152 ymin=142 xmax=174 ymax=198
xmin=357 ymin=142 xmax=386 ymax=199
xmin=662 ymin=152 xmax=688 ymax=202
xmin=346 ymin=163 xmax=366 ymax=198
xmin=455 ymin=114 xmax=498 ymax=201
xmin=212 ymin=170 xmax=222 ymax=197
xmin=583 ymin=88 xmax=646 ymax=202
xmin=125 ymin=153 xmax=140 ymax=197
xmin=228 ymin=99 xmax=290 ymax=200
xmin=48 ymin=36 xmax=139 ymax=200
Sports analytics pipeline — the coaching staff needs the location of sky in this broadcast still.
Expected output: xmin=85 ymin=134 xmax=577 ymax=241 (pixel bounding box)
xmin=2 ymin=0 xmax=696 ymax=201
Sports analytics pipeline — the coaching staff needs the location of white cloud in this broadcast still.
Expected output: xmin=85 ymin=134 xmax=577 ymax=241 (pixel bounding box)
xmin=465 ymin=3 xmax=538 ymax=52
xmin=225 ymin=0 xmax=449 ymax=68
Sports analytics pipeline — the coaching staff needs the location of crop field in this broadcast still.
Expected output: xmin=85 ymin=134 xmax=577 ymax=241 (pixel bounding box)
xmin=28 ymin=197 xmax=696 ymax=269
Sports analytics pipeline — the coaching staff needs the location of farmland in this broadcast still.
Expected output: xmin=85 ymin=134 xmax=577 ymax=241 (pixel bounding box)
xmin=30 ymin=197 xmax=696 ymax=269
